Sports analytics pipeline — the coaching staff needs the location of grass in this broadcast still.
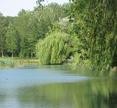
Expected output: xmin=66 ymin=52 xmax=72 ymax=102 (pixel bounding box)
xmin=0 ymin=57 xmax=39 ymax=68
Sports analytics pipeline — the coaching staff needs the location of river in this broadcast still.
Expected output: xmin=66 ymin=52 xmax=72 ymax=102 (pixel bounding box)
xmin=0 ymin=65 xmax=117 ymax=108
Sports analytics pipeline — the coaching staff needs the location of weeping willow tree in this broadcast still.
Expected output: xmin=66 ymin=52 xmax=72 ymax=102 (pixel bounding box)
xmin=71 ymin=0 xmax=117 ymax=75
xmin=36 ymin=30 xmax=79 ymax=65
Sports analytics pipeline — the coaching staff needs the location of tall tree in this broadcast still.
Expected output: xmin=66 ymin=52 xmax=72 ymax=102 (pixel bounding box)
xmin=71 ymin=0 xmax=117 ymax=74
xmin=0 ymin=16 xmax=9 ymax=57
xmin=15 ymin=10 xmax=35 ymax=57
xmin=5 ymin=23 xmax=17 ymax=57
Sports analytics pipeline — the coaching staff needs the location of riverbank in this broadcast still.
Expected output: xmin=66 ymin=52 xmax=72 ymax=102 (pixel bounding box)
xmin=0 ymin=57 xmax=116 ymax=77
xmin=0 ymin=57 xmax=39 ymax=68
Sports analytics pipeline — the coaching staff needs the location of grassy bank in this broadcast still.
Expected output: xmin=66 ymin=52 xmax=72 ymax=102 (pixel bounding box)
xmin=0 ymin=57 xmax=39 ymax=68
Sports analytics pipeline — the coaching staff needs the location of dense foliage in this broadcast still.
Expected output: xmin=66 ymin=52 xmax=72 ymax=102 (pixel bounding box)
xmin=36 ymin=30 xmax=78 ymax=64
xmin=0 ymin=3 xmax=67 ymax=58
xmin=0 ymin=0 xmax=116 ymax=75
xmin=70 ymin=0 xmax=117 ymax=75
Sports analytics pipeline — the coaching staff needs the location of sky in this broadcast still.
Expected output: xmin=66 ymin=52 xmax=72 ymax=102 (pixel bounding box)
xmin=0 ymin=0 xmax=69 ymax=16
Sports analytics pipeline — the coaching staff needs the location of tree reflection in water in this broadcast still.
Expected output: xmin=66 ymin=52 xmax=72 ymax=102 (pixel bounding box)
xmin=17 ymin=78 xmax=117 ymax=108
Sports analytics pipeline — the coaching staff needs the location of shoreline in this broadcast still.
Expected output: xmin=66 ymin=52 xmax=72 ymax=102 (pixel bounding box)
xmin=0 ymin=57 xmax=40 ymax=68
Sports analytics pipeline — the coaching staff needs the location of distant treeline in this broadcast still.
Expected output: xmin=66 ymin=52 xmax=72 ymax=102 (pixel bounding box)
xmin=0 ymin=3 xmax=69 ymax=58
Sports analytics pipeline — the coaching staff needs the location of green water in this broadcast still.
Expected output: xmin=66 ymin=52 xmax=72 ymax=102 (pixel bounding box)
xmin=0 ymin=66 xmax=117 ymax=108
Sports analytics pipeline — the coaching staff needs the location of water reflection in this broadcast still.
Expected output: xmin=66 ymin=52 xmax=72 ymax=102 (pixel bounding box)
xmin=16 ymin=79 xmax=117 ymax=108
xmin=0 ymin=89 xmax=6 ymax=102
xmin=0 ymin=67 xmax=117 ymax=108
